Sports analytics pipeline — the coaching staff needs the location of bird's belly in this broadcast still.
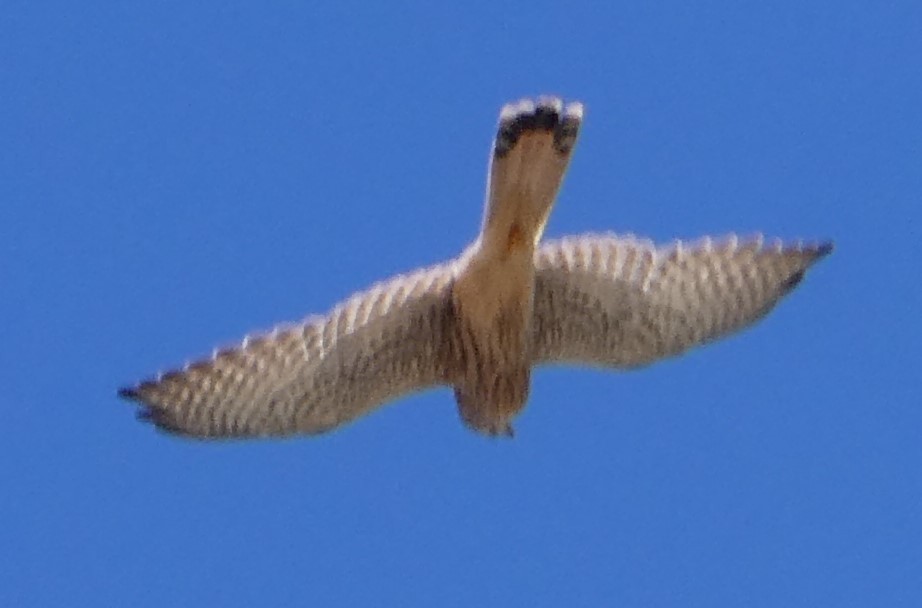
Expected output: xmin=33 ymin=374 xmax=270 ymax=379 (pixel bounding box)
xmin=449 ymin=250 xmax=535 ymax=435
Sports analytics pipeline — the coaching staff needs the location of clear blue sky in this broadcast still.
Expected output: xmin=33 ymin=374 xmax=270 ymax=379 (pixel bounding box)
xmin=2 ymin=2 xmax=919 ymax=606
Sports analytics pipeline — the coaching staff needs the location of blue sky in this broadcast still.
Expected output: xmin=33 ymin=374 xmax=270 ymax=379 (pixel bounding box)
xmin=2 ymin=1 xmax=920 ymax=606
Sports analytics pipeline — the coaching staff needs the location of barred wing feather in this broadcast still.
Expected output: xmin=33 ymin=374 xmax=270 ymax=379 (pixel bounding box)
xmin=119 ymin=261 xmax=458 ymax=438
xmin=531 ymin=234 xmax=832 ymax=368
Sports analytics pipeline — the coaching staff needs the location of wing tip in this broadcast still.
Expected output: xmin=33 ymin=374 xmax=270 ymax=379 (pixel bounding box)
xmin=118 ymin=378 xmax=162 ymax=404
xmin=814 ymin=240 xmax=834 ymax=259
xmin=778 ymin=240 xmax=833 ymax=294
xmin=119 ymin=380 xmax=189 ymax=436
xmin=117 ymin=385 xmax=139 ymax=401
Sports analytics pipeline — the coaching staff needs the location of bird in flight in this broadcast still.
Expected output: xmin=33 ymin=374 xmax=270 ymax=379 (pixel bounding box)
xmin=119 ymin=97 xmax=832 ymax=439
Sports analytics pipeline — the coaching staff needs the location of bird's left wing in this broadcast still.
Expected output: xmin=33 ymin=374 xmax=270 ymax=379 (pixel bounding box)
xmin=531 ymin=233 xmax=831 ymax=368
xmin=119 ymin=261 xmax=458 ymax=439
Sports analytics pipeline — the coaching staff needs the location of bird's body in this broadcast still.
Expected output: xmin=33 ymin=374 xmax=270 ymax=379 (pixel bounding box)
xmin=120 ymin=97 xmax=832 ymax=439
xmin=451 ymin=244 xmax=535 ymax=435
xmin=449 ymin=99 xmax=582 ymax=434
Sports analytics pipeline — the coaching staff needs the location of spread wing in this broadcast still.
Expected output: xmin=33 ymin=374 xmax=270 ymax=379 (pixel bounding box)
xmin=531 ymin=233 xmax=832 ymax=367
xmin=119 ymin=261 xmax=458 ymax=439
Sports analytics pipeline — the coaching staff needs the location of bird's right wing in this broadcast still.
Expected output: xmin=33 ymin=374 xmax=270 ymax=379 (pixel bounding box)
xmin=119 ymin=261 xmax=459 ymax=439
xmin=531 ymin=233 xmax=832 ymax=368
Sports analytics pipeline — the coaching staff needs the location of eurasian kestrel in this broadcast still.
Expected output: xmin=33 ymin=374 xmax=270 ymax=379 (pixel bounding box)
xmin=119 ymin=97 xmax=832 ymax=438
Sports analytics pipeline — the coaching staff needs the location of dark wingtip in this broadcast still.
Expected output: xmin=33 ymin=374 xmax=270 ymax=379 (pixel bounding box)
xmin=815 ymin=241 xmax=834 ymax=258
xmin=118 ymin=386 xmax=139 ymax=401
xmin=136 ymin=406 xmax=189 ymax=436
xmin=780 ymin=240 xmax=834 ymax=294
xmin=136 ymin=406 xmax=165 ymax=427
xmin=781 ymin=269 xmax=807 ymax=292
